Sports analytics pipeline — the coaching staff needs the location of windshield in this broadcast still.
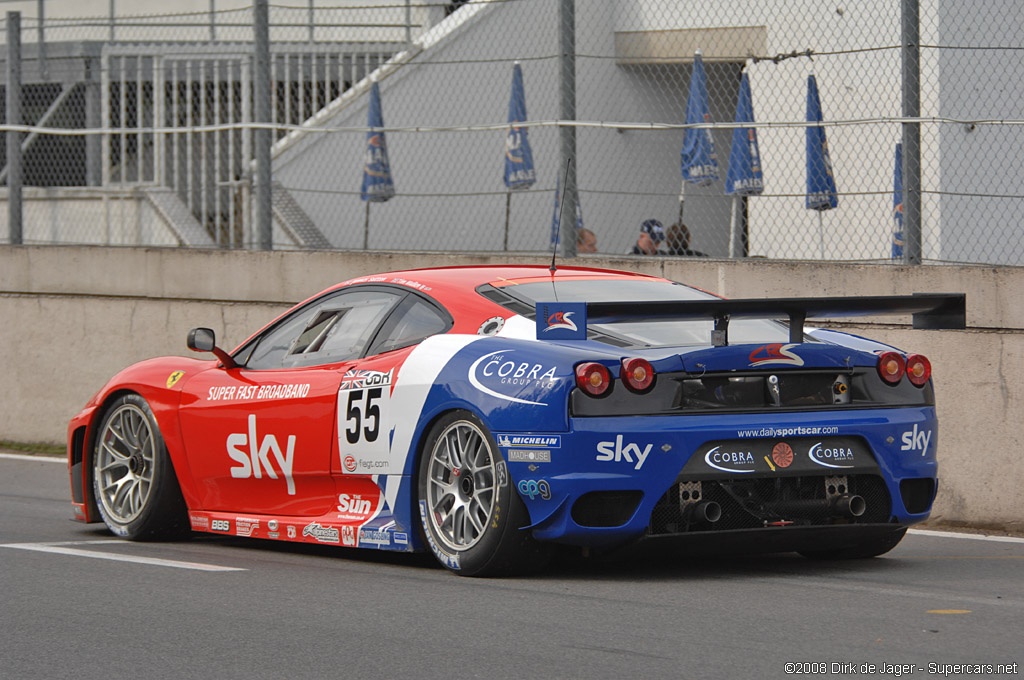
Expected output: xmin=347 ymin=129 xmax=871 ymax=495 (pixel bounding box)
xmin=482 ymin=278 xmax=799 ymax=348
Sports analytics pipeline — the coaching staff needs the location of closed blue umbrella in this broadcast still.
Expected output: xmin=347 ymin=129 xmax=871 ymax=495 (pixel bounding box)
xmin=504 ymin=63 xmax=536 ymax=191
xmin=361 ymin=81 xmax=395 ymax=203
xmin=891 ymin=142 xmax=904 ymax=260
xmin=806 ymin=74 xmax=838 ymax=258
xmin=725 ymin=71 xmax=763 ymax=257
xmin=503 ymin=63 xmax=536 ymax=250
xmin=680 ymin=51 xmax=720 ymax=186
xmin=805 ymin=74 xmax=837 ymax=211
xmin=361 ymin=82 xmax=394 ymax=249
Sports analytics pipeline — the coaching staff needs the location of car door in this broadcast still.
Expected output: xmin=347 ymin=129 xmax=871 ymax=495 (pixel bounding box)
xmin=331 ymin=292 xmax=454 ymax=478
xmin=178 ymin=287 xmax=405 ymax=516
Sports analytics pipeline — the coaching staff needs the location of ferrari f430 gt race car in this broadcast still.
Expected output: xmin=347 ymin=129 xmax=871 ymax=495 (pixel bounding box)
xmin=68 ymin=265 xmax=965 ymax=575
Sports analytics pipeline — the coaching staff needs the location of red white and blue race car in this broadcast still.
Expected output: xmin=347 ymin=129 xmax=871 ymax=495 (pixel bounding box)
xmin=67 ymin=265 xmax=964 ymax=575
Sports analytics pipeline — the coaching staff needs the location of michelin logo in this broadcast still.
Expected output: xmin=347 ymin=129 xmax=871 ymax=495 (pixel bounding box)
xmin=497 ymin=434 xmax=561 ymax=449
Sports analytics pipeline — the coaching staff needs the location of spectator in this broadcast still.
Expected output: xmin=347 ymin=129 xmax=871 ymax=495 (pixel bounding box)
xmin=629 ymin=219 xmax=665 ymax=255
xmin=665 ymin=222 xmax=708 ymax=257
xmin=577 ymin=228 xmax=598 ymax=253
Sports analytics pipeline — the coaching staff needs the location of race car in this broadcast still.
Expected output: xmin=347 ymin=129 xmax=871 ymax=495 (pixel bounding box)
xmin=67 ymin=265 xmax=965 ymax=575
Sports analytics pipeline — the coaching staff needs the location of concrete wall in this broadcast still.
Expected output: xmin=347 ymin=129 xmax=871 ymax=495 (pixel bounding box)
xmin=1 ymin=245 xmax=1020 ymax=531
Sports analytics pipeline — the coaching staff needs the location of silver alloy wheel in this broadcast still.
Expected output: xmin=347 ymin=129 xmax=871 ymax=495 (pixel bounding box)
xmin=95 ymin=403 xmax=156 ymax=524
xmin=425 ymin=420 xmax=498 ymax=552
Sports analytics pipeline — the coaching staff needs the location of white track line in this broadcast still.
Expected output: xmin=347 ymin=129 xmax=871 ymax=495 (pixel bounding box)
xmin=0 ymin=453 xmax=64 ymax=463
xmin=909 ymin=528 xmax=1024 ymax=544
xmin=0 ymin=542 xmax=246 ymax=572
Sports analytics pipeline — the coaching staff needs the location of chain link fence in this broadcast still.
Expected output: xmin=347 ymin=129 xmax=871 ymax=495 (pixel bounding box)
xmin=1 ymin=0 xmax=1022 ymax=266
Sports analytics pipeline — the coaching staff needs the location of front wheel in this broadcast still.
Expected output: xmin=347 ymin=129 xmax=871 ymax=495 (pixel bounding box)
xmin=417 ymin=410 xmax=548 ymax=576
xmin=92 ymin=394 xmax=188 ymax=540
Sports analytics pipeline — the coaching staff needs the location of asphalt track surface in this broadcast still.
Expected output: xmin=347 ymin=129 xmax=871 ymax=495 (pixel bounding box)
xmin=2 ymin=454 xmax=1022 ymax=680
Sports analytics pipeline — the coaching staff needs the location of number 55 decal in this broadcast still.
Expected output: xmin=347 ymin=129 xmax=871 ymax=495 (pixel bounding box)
xmin=345 ymin=388 xmax=381 ymax=444
xmin=337 ymin=368 xmax=394 ymax=474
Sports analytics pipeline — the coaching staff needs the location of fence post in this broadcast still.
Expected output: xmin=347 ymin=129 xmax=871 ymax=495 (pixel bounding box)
xmin=901 ymin=0 xmax=922 ymax=265
xmin=254 ymin=0 xmax=273 ymax=250
xmin=36 ymin=0 xmax=46 ymax=80
xmin=7 ymin=11 xmax=22 ymax=245
xmin=558 ymin=0 xmax=577 ymax=257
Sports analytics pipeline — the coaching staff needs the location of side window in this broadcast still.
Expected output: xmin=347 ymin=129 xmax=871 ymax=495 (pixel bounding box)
xmin=243 ymin=289 xmax=401 ymax=370
xmin=367 ymin=295 xmax=452 ymax=356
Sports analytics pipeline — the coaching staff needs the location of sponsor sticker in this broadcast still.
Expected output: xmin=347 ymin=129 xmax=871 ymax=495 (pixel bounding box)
xmin=226 ymin=415 xmax=296 ymax=495
xmin=340 ymin=525 xmax=357 ymax=547
xmin=496 ymin=434 xmax=561 ymax=449
xmin=536 ymin=302 xmax=587 ymax=340
xmin=748 ymin=344 xmax=804 ymax=367
xmin=900 ymin=424 xmax=932 ymax=456
xmin=336 ymin=489 xmax=383 ymax=522
xmin=338 ymin=368 xmax=394 ymax=474
xmin=189 ymin=514 xmax=209 ymax=530
xmin=358 ymin=529 xmax=392 ymax=547
xmin=595 ymin=435 xmax=653 ymax=471
xmin=808 ymin=442 xmax=855 ymax=469
xmin=235 ymin=517 xmax=259 ymax=537
xmin=517 ymin=479 xmax=552 ymax=501
xmin=684 ymin=436 xmax=874 ymax=478
xmin=207 ymin=384 xmax=311 ymax=401
xmin=302 ymin=522 xmax=340 ymax=544
xmin=468 ymin=350 xmax=559 ymax=406
xmin=505 ymin=449 xmax=552 ymax=463
xmin=211 ymin=519 xmax=230 ymax=532
xmin=704 ymin=446 xmax=757 ymax=474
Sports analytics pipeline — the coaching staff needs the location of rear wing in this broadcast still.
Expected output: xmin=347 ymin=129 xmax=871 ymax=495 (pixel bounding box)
xmin=538 ymin=294 xmax=966 ymax=346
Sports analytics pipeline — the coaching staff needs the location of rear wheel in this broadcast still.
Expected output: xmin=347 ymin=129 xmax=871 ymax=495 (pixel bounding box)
xmin=417 ymin=410 xmax=548 ymax=576
xmin=92 ymin=394 xmax=188 ymax=540
xmin=799 ymin=528 xmax=907 ymax=560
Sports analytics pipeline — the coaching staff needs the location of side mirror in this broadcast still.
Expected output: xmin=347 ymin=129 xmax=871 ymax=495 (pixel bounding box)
xmin=187 ymin=327 xmax=216 ymax=353
xmin=187 ymin=327 xmax=237 ymax=369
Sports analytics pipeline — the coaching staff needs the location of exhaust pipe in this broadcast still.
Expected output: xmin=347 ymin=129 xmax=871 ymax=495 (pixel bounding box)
xmin=763 ymin=494 xmax=867 ymax=519
xmin=687 ymin=501 xmax=721 ymax=524
xmin=832 ymin=494 xmax=866 ymax=518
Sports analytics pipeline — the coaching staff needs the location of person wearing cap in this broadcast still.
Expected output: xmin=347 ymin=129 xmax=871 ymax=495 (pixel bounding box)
xmin=629 ymin=219 xmax=665 ymax=255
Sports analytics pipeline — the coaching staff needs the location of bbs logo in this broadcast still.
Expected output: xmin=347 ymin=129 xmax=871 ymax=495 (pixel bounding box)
xmin=211 ymin=519 xmax=230 ymax=532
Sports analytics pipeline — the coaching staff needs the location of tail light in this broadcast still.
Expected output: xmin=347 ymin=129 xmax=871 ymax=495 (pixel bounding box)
xmin=575 ymin=362 xmax=612 ymax=397
xmin=877 ymin=351 xmax=906 ymax=385
xmin=621 ymin=357 xmax=655 ymax=393
xmin=905 ymin=354 xmax=931 ymax=387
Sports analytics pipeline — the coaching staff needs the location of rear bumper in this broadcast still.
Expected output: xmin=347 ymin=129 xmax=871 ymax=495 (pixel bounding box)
xmin=499 ymin=407 xmax=937 ymax=549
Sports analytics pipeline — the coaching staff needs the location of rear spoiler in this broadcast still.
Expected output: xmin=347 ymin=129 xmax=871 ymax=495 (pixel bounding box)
xmin=556 ymin=293 xmax=965 ymax=346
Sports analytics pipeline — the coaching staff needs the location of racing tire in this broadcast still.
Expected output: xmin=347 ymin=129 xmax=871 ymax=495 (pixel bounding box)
xmin=417 ymin=410 xmax=549 ymax=576
xmin=92 ymin=394 xmax=189 ymax=540
xmin=799 ymin=528 xmax=908 ymax=560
